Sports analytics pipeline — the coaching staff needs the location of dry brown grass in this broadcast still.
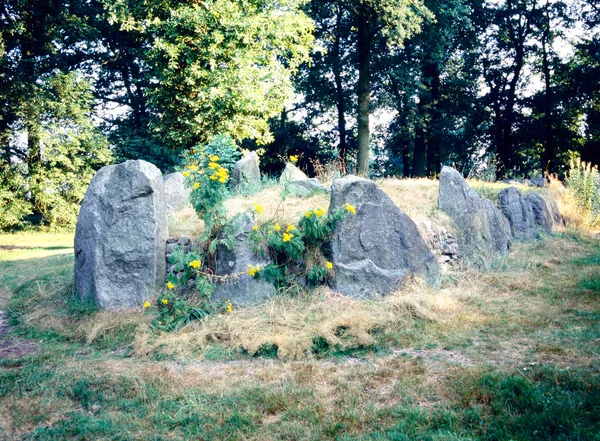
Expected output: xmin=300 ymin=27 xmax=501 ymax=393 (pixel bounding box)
xmin=130 ymin=284 xmax=438 ymax=361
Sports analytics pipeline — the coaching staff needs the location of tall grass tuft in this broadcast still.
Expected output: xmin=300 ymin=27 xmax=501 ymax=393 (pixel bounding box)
xmin=564 ymin=159 xmax=600 ymax=229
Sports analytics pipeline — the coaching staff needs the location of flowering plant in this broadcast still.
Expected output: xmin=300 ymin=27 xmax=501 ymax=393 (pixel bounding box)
xmin=181 ymin=135 xmax=241 ymax=239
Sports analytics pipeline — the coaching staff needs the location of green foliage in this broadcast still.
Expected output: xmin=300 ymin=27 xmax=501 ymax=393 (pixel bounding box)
xmin=0 ymin=161 xmax=32 ymax=230
xmin=248 ymin=205 xmax=353 ymax=290
xmin=105 ymin=0 xmax=314 ymax=150
xmin=183 ymin=135 xmax=241 ymax=238
xmin=151 ymin=293 xmax=211 ymax=332
xmin=565 ymin=158 xmax=600 ymax=227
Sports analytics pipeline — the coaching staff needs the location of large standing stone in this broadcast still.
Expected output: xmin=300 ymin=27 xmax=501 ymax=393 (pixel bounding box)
xmin=498 ymin=187 xmax=536 ymax=241
xmin=438 ymin=166 xmax=511 ymax=270
xmin=231 ymin=152 xmax=261 ymax=189
xmin=280 ymin=163 xmax=308 ymax=184
xmin=75 ymin=160 xmax=168 ymax=309
xmin=524 ymin=192 xmax=553 ymax=234
xmin=330 ymin=175 xmax=440 ymax=298
xmin=163 ymin=172 xmax=191 ymax=214
xmin=213 ymin=213 xmax=276 ymax=305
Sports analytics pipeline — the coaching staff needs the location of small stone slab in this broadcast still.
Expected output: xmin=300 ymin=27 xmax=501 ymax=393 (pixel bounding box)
xmin=212 ymin=213 xmax=275 ymax=305
xmin=163 ymin=172 xmax=191 ymax=214
xmin=231 ymin=152 xmax=261 ymax=189
xmin=287 ymin=178 xmax=330 ymax=198
xmin=280 ymin=163 xmax=308 ymax=184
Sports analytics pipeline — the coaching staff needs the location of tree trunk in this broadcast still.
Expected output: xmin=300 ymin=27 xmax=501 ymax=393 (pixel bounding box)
xmin=412 ymin=126 xmax=427 ymax=177
xmin=332 ymin=9 xmax=347 ymax=171
xmin=356 ymin=4 xmax=373 ymax=176
xmin=541 ymin=2 xmax=554 ymax=174
xmin=425 ymin=63 xmax=442 ymax=176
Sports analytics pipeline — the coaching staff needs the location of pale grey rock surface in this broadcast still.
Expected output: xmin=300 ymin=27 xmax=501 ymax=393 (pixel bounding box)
xmin=438 ymin=166 xmax=511 ymax=270
xmin=498 ymin=187 xmax=536 ymax=241
xmin=287 ymin=178 xmax=330 ymax=198
xmin=330 ymin=175 xmax=440 ymax=297
xmin=231 ymin=152 xmax=261 ymax=189
xmin=213 ymin=213 xmax=275 ymax=305
xmin=163 ymin=172 xmax=191 ymax=214
xmin=524 ymin=192 xmax=553 ymax=234
xmin=280 ymin=163 xmax=308 ymax=184
xmin=74 ymin=160 xmax=168 ymax=309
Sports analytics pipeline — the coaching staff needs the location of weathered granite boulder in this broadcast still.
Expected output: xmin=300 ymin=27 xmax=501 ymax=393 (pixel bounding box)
xmin=231 ymin=152 xmax=261 ymax=189
xmin=498 ymin=187 xmax=536 ymax=241
xmin=524 ymin=192 xmax=553 ymax=234
xmin=288 ymin=178 xmax=330 ymax=198
xmin=163 ymin=172 xmax=191 ymax=214
xmin=75 ymin=160 xmax=168 ymax=309
xmin=330 ymin=175 xmax=440 ymax=297
xmin=438 ymin=166 xmax=511 ymax=270
xmin=547 ymin=197 xmax=564 ymax=226
xmin=213 ymin=213 xmax=275 ymax=305
xmin=280 ymin=163 xmax=308 ymax=184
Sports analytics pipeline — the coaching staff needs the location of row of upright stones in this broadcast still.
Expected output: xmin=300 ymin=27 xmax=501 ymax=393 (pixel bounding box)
xmin=74 ymin=159 xmax=560 ymax=310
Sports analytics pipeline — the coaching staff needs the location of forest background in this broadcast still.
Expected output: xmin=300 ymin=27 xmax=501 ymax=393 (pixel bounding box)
xmin=1 ymin=0 xmax=599 ymax=230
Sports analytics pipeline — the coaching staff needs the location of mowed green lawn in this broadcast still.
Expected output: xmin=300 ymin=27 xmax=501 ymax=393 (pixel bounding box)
xmin=0 ymin=230 xmax=599 ymax=440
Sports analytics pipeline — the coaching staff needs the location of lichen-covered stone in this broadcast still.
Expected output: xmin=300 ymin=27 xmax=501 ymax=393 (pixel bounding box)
xmin=498 ymin=187 xmax=536 ymax=241
xmin=213 ymin=213 xmax=275 ymax=305
xmin=163 ymin=172 xmax=191 ymax=214
xmin=75 ymin=160 xmax=167 ymax=309
xmin=330 ymin=175 xmax=440 ymax=297
xmin=280 ymin=163 xmax=308 ymax=184
xmin=231 ymin=152 xmax=261 ymax=189
xmin=438 ymin=166 xmax=511 ymax=270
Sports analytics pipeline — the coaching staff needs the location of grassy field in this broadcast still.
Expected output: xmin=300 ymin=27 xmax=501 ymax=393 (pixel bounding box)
xmin=1 ymin=183 xmax=599 ymax=440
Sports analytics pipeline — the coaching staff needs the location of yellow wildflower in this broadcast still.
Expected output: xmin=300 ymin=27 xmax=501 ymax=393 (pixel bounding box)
xmin=189 ymin=164 xmax=198 ymax=171
xmin=167 ymin=282 xmax=175 ymax=290
xmin=326 ymin=261 xmax=333 ymax=270
xmin=274 ymin=223 xmax=281 ymax=231
xmin=252 ymin=225 xmax=259 ymax=231
xmin=210 ymin=175 xmax=218 ymax=181
xmin=290 ymin=155 xmax=298 ymax=163
xmin=282 ymin=232 xmax=293 ymax=242
xmin=256 ymin=265 xmax=261 ymax=271
xmin=344 ymin=203 xmax=357 ymax=215
xmin=305 ymin=210 xmax=312 ymax=218
xmin=182 ymin=171 xmax=190 ymax=177
xmin=247 ymin=264 xmax=257 ymax=277
xmin=143 ymin=301 xmax=151 ymax=308
xmin=286 ymin=224 xmax=296 ymax=232
xmin=208 ymin=162 xmax=219 ymax=169
xmin=193 ymin=182 xmax=200 ymax=189
xmin=314 ymin=207 xmax=326 ymax=217
xmin=161 ymin=298 xmax=168 ymax=305
xmin=219 ymin=176 xmax=227 ymax=183
xmin=254 ymin=204 xmax=264 ymax=214
xmin=226 ymin=301 xmax=233 ymax=313
xmin=189 ymin=260 xmax=201 ymax=269
xmin=210 ymin=155 xmax=220 ymax=162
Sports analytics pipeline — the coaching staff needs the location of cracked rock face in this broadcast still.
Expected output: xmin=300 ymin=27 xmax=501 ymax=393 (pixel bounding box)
xmin=438 ymin=166 xmax=511 ymax=270
xmin=498 ymin=187 xmax=536 ymax=241
xmin=74 ymin=160 xmax=168 ymax=309
xmin=524 ymin=192 xmax=553 ymax=234
xmin=329 ymin=175 xmax=440 ymax=298
xmin=213 ymin=213 xmax=275 ymax=305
